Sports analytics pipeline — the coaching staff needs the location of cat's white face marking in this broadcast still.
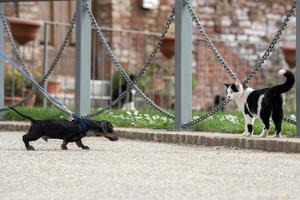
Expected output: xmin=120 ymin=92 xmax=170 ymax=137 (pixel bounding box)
xmin=226 ymin=82 xmax=244 ymax=100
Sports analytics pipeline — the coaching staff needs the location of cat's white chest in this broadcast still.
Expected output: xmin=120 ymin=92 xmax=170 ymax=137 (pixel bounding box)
xmin=234 ymin=88 xmax=254 ymax=112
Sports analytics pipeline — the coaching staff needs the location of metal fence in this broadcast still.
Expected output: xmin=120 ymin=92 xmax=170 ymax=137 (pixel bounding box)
xmin=3 ymin=20 xmax=296 ymax=113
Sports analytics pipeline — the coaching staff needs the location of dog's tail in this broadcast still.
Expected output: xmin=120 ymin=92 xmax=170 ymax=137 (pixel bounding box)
xmin=271 ymin=69 xmax=295 ymax=94
xmin=8 ymin=106 xmax=35 ymax=122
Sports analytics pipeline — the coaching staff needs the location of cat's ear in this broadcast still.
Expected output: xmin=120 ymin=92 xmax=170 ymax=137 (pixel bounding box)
xmin=234 ymin=81 xmax=242 ymax=90
xmin=224 ymin=83 xmax=231 ymax=88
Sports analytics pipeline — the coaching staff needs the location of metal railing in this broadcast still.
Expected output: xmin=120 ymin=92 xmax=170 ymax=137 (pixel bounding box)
xmin=2 ymin=20 xmax=296 ymax=114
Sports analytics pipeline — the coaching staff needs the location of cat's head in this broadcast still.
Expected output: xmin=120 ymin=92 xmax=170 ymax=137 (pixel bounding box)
xmin=224 ymin=82 xmax=244 ymax=100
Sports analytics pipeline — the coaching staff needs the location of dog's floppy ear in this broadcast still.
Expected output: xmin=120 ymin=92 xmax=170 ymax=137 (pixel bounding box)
xmin=224 ymin=83 xmax=231 ymax=88
xmin=97 ymin=120 xmax=114 ymax=133
xmin=99 ymin=121 xmax=108 ymax=133
xmin=106 ymin=122 xmax=114 ymax=133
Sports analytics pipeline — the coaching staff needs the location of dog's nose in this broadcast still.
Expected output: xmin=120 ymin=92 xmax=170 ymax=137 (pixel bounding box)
xmin=104 ymin=133 xmax=118 ymax=141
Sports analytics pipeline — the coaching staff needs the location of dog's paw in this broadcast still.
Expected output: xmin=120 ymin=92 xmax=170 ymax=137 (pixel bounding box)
xmin=61 ymin=145 xmax=68 ymax=150
xmin=82 ymin=146 xmax=90 ymax=150
xmin=26 ymin=145 xmax=35 ymax=151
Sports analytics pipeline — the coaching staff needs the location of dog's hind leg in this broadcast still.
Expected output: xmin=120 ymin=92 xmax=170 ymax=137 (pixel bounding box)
xmin=76 ymin=139 xmax=90 ymax=150
xmin=23 ymin=135 xmax=35 ymax=150
xmin=23 ymin=130 xmax=42 ymax=151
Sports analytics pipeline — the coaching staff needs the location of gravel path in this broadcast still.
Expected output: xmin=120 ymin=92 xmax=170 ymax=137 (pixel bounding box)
xmin=0 ymin=131 xmax=300 ymax=200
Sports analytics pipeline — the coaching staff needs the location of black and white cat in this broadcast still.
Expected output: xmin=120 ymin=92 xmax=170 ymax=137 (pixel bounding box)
xmin=112 ymin=74 xmax=136 ymax=110
xmin=224 ymin=69 xmax=295 ymax=138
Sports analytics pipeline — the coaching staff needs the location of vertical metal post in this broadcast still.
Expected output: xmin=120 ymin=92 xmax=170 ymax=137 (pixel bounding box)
xmin=75 ymin=0 xmax=91 ymax=116
xmin=297 ymin=0 xmax=300 ymax=137
xmin=0 ymin=3 xmax=4 ymax=119
xmin=42 ymin=22 xmax=49 ymax=108
xmin=175 ymin=0 xmax=192 ymax=130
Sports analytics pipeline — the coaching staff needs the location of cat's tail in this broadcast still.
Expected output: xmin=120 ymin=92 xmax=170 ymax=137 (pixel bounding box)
xmin=271 ymin=69 xmax=295 ymax=94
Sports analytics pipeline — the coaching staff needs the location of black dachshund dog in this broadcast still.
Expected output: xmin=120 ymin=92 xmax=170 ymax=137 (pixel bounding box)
xmin=9 ymin=107 xmax=118 ymax=150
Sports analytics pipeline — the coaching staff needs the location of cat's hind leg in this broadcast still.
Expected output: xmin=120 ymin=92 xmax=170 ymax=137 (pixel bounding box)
xmin=243 ymin=115 xmax=255 ymax=137
xmin=259 ymin=109 xmax=271 ymax=138
xmin=271 ymin=106 xmax=283 ymax=138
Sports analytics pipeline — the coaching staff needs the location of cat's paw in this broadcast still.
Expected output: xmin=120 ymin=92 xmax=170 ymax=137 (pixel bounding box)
xmin=259 ymin=130 xmax=268 ymax=138
xmin=242 ymin=132 xmax=247 ymax=136
xmin=273 ymin=133 xmax=281 ymax=138
xmin=245 ymin=132 xmax=252 ymax=137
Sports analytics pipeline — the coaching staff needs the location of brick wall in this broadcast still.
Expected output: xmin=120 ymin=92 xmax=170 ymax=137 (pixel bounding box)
xmin=2 ymin=1 xmax=296 ymax=110
xmin=96 ymin=0 xmax=296 ymax=109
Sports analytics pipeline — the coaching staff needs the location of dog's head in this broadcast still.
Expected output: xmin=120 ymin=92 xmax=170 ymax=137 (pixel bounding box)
xmin=87 ymin=120 xmax=118 ymax=141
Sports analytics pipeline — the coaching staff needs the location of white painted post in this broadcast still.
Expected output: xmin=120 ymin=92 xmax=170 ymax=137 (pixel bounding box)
xmin=75 ymin=0 xmax=91 ymax=116
xmin=175 ymin=0 xmax=192 ymax=130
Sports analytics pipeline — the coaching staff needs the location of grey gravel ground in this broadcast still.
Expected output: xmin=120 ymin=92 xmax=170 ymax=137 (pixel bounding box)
xmin=0 ymin=131 xmax=300 ymax=200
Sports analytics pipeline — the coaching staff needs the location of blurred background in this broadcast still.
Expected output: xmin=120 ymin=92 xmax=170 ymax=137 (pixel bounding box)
xmin=1 ymin=0 xmax=296 ymax=113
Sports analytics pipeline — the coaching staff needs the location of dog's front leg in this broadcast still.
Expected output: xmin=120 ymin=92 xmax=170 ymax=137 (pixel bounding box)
xmin=76 ymin=139 xmax=90 ymax=150
xmin=61 ymin=140 xmax=69 ymax=150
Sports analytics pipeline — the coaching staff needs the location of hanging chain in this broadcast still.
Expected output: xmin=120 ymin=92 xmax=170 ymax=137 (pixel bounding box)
xmin=0 ymin=1 xmax=296 ymax=125
xmin=183 ymin=99 xmax=230 ymax=128
xmin=243 ymin=0 xmax=296 ymax=85
xmin=184 ymin=0 xmax=241 ymax=83
xmin=283 ymin=116 xmax=296 ymax=125
xmin=40 ymin=14 xmax=77 ymax=87
xmin=243 ymin=0 xmax=296 ymax=125
xmin=84 ymin=8 xmax=175 ymax=119
xmin=0 ymin=13 xmax=31 ymax=76
xmin=183 ymin=0 xmax=296 ymax=128
xmin=82 ymin=0 xmax=175 ymax=119
xmin=0 ymin=14 xmax=77 ymax=113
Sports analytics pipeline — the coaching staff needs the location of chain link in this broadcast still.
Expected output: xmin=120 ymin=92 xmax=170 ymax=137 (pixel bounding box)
xmin=183 ymin=99 xmax=230 ymax=128
xmin=0 ymin=1 xmax=296 ymax=126
xmin=243 ymin=0 xmax=296 ymax=85
xmin=0 ymin=13 xmax=31 ymax=76
xmin=0 ymin=14 xmax=77 ymax=113
xmin=283 ymin=116 xmax=296 ymax=125
xmin=82 ymin=0 xmax=175 ymax=119
xmin=183 ymin=0 xmax=296 ymax=128
xmin=184 ymin=0 xmax=241 ymax=83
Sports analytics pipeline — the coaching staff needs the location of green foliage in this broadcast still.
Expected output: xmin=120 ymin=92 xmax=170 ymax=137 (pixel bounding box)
xmin=5 ymin=68 xmax=42 ymax=96
xmin=4 ymin=106 xmax=69 ymax=120
xmin=3 ymin=107 xmax=296 ymax=137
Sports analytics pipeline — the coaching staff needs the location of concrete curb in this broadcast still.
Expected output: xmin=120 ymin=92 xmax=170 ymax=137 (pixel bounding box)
xmin=116 ymin=128 xmax=300 ymax=153
xmin=1 ymin=121 xmax=300 ymax=153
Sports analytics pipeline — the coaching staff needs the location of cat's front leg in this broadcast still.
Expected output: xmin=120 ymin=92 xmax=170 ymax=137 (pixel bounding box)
xmin=243 ymin=115 xmax=255 ymax=137
xmin=242 ymin=123 xmax=248 ymax=136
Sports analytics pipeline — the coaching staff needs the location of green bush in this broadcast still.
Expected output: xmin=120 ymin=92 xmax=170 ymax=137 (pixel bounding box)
xmin=5 ymin=68 xmax=42 ymax=96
